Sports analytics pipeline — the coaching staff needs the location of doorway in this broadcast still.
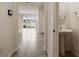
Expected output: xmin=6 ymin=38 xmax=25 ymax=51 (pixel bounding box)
xmin=22 ymin=15 xmax=36 ymax=47
xmin=19 ymin=15 xmax=37 ymax=56
xmin=16 ymin=13 xmax=47 ymax=57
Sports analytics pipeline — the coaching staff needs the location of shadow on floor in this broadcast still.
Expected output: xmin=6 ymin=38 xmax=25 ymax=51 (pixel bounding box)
xmin=11 ymin=50 xmax=48 ymax=57
xmin=60 ymin=51 xmax=76 ymax=57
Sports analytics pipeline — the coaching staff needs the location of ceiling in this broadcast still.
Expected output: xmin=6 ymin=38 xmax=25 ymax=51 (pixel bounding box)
xmin=19 ymin=2 xmax=43 ymax=7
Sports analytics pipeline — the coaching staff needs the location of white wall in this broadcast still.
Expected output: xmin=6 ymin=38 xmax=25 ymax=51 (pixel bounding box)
xmin=12 ymin=3 xmax=19 ymax=50
xmin=43 ymin=3 xmax=48 ymax=52
xmin=69 ymin=3 xmax=79 ymax=56
xmin=39 ymin=3 xmax=45 ymax=33
xmin=59 ymin=2 xmax=79 ymax=56
xmin=0 ymin=2 xmax=18 ymax=56
xmin=59 ymin=2 xmax=70 ymax=29
xmin=59 ymin=3 xmax=72 ymax=52
xmin=18 ymin=3 xmax=39 ymax=15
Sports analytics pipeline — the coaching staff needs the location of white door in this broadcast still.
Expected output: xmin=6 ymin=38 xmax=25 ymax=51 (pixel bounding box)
xmin=47 ymin=2 xmax=59 ymax=57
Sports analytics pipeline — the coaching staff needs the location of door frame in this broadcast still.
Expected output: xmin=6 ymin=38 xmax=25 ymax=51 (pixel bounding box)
xmin=44 ymin=2 xmax=59 ymax=57
xmin=18 ymin=13 xmax=39 ymax=46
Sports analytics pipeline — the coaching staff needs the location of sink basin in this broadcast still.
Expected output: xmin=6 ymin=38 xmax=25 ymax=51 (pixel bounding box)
xmin=59 ymin=29 xmax=72 ymax=32
xmin=59 ymin=29 xmax=72 ymax=37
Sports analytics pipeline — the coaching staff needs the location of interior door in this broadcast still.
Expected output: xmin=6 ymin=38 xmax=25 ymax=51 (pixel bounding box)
xmin=53 ymin=2 xmax=59 ymax=57
xmin=47 ymin=2 xmax=59 ymax=57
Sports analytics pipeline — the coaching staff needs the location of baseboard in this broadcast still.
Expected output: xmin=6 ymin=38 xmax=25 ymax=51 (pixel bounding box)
xmin=8 ymin=48 xmax=18 ymax=57
xmin=71 ymin=50 xmax=79 ymax=57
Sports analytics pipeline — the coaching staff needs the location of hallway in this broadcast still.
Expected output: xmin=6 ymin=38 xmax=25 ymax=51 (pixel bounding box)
xmin=12 ymin=28 xmax=47 ymax=57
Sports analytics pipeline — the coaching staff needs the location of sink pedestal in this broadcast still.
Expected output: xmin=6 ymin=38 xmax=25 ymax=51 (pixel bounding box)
xmin=59 ymin=29 xmax=72 ymax=56
xmin=59 ymin=35 xmax=65 ymax=56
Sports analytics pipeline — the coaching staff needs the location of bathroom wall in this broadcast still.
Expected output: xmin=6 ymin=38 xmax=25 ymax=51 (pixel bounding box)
xmin=59 ymin=2 xmax=79 ymax=56
xmin=69 ymin=3 xmax=79 ymax=56
xmin=39 ymin=3 xmax=45 ymax=33
xmin=12 ymin=3 xmax=19 ymax=50
xmin=59 ymin=3 xmax=70 ymax=29
xmin=43 ymin=2 xmax=48 ymax=52
xmin=59 ymin=2 xmax=72 ymax=52
xmin=0 ymin=2 xmax=18 ymax=56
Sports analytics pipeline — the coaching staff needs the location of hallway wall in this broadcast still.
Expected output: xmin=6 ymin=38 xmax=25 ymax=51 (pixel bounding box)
xmin=0 ymin=2 xmax=18 ymax=56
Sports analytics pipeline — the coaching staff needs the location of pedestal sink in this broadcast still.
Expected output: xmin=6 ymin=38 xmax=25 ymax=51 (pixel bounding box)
xmin=59 ymin=29 xmax=72 ymax=56
xmin=59 ymin=29 xmax=72 ymax=33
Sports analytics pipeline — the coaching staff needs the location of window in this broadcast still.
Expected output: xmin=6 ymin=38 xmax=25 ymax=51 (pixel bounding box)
xmin=22 ymin=15 xmax=36 ymax=28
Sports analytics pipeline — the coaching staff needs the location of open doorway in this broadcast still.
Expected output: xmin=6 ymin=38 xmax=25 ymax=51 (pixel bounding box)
xmin=17 ymin=13 xmax=47 ymax=56
xmin=18 ymin=14 xmax=37 ymax=56
xmin=12 ymin=2 xmax=52 ymax=57
xmin=22 ymin=15 xmax=36 ymax=48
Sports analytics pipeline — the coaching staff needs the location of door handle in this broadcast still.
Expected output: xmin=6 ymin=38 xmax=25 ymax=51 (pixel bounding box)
xmin=53 ymin=29 xmax=55 ymax=32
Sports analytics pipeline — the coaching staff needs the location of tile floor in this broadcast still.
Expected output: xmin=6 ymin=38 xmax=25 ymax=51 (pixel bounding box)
xmin=12 ymin=28 xmax=47 ymax=57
